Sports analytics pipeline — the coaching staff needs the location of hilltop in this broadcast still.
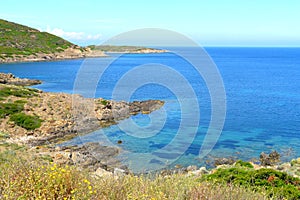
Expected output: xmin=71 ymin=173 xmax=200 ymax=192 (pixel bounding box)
xmin=0 ymin=19 xmax=105 ymax=63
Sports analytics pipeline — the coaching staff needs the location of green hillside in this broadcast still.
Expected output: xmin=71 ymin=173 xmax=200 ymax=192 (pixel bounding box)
xmin=0 ymin=19 xmax=74 ymax=57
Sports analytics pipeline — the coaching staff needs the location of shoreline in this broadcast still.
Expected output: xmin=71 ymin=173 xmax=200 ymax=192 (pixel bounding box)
xmin=1 ymin=73 xmax=300 ymax=179
xmin=0 ymin=48 xmax=168 ymax=64
xmin=0 ymin=73 xmax=164 ymax=173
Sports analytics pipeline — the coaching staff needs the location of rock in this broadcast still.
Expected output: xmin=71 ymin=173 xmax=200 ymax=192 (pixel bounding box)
xmin=114 ymin=168 xmax=126 ymax=177
xmin=0 ymin=73 xmax=41 ymax=86
xmin=94 ymin=167 xmax=113 ymax=178
xmin=189 ymin=167 xmax=209 ymax=176
xmin=175 ymin=164 xmax=183 ymax=169
xmin=214 ymin=157 xmax=236 ymax=166
xmin=291 ymin=157 xmax=300 ymax=166
xmin=260 ymin=151 xmax=280 ymax=166
xmin=186 ymin=165 xmax=198 ymax=172
xmin=277 ymin=162 xmax=291 ymax=171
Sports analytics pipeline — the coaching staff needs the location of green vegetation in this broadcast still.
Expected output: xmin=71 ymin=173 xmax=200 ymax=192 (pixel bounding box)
xmin=235 ymin=160 xmax=254 ymax=168
xmin=100 ymin=99 xmax=109 ymax=106
xmin=0 ymin=19 xmax=74 ymax=57
xmin=89 ymin=45 xmax=157 ymax=52
xmin=203 ymin=166 xmax=300 ymax=199
xmin=0 ymin=86 xmax=38 ymax=98
xmin=0 ymin=85 xmax=42 ymax=130
xmin=0 ymin=101 xmax=24 ymax=118
xmin=10 ymin=113 xmax=42 ymax=130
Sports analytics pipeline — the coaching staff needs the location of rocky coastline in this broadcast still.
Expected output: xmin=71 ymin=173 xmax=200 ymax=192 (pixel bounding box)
xmin=0 ymin=46 xmax=107 ymax=64
xmin=0 ymin=73 xmax=164 ymax=173
xmin=0 ymin=73 xmax=42 ymax=86
xmin=0 ymin=46 xmax=168 ymax=64
xmin=1 ymin=74 xmax=300 ymax=180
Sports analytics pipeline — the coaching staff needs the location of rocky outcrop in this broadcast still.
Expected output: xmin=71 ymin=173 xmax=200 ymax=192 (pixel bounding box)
xmin=260 ymin=150 xmax=280 ymax=166
xmin=214 ymin=157 xmax=236 ymax=166
xmin=0 ymin=81 xmax=164 ymax=174
xmin=47 ymin=142 xmax=125 ymax=172
xmin=0 ymin=84 xmax=164 ymax=146
xmin=95 ymin=99 xmax=165 ymax=122
xmin=0 ymin=73 xmax=41 ymax=86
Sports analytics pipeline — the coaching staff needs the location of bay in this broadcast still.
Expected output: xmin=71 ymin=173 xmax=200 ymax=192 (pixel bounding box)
xmin=1 ymin=47 xmax=299 ymax=171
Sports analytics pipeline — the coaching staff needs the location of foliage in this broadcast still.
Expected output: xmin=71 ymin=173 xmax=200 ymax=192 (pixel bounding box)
xmin=0 ymin=86 xmax=38 ymax=98
xmin=0 ymin=101 xmax=25 ymax=118
xmin=0 ymin=85 xmax=42 ymax=129
xmin=10 ymin=113 xmax=42 ymax=130
xmin=100 ymin=99 xmax=109 ymax=106
xmin=0 ymin=19 xmax=74 ymax=57
xmin=235 ymin=160 xmax=254 ymax=168
xmin=203 ymin=167 xmax=300 ymax=199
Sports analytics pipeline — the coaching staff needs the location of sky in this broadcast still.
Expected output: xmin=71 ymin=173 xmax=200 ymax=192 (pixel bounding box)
xmin=1 ymin=0 xmax=300 ymax=47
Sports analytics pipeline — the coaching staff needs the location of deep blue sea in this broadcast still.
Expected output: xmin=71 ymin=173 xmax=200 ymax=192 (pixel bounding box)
xmin=1 ymin=47 xmax=299 ymax=172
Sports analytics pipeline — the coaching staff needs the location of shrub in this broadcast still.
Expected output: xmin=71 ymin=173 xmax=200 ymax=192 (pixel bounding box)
xmin=10 ymin=113 xmax=42 ymax=130
xmin=0 ymin=87 xmax=37 ymax=98
xmin=100 ymin=99 xmax=108 ymax=106
xmin=203 ymin=167 xmax=300 ymax=199
xmin=0 ymin=102 xmax=24 ymax=118
xmin=235 ymin=160 xmax=254 ymax=168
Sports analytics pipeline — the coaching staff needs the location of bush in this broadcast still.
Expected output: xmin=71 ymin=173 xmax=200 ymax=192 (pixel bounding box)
xmin=100 ymin=99 xmax=108 ymax=106
xmin=203 ymin=167 xmax=300 ymax=199
xmin=0 ymin=102 xmax=24 ymax=118
xmin=10 ymin=113 xmax=42 ymax=130
xmin=235 ymin=160 xmax=254 ymax=168
xmin=0 ymin=87 xmax=37 ymax=98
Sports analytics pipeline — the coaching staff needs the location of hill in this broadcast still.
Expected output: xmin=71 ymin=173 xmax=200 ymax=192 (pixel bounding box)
xmin=0 ymin=19 xmax=105 ymax=63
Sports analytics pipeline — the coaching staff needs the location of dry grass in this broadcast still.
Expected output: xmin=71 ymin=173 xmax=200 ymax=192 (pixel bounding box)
xmin=0 ymin=143 xmax=267 ymax=200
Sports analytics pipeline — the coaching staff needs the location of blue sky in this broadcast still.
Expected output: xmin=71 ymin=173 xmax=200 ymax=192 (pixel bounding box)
xmin=1 ymin=0 xmax=300 ymax=46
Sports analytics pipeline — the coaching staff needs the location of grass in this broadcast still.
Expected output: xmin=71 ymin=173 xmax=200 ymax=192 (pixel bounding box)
xmin=100 ymin=99 xmax=109 ymax=106
xmin=0 ymin=101 xmax=24 ymax=118
xmin=0 ymin=143 xmax=269 ymax=200
xmin=0 ymin=19 xmax=75 ymax=58
xmin=10 ymin=113 xmax=42 ymax=130
xmin=0 ymin=145 xmax=270 ymax=199
xmin=0 ymin=85 xmax=42 ymax=129
xmin=0 ymin=86 xmax=38 ymax=98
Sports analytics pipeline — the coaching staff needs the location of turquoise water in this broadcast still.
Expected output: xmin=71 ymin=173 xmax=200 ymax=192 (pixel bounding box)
xmin=1 ymin=47 xmax=299 ymax=171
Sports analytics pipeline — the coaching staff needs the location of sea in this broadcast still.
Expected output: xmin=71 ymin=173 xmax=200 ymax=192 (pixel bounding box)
xmin=1 ymin=47 xmax=299 ymax=172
